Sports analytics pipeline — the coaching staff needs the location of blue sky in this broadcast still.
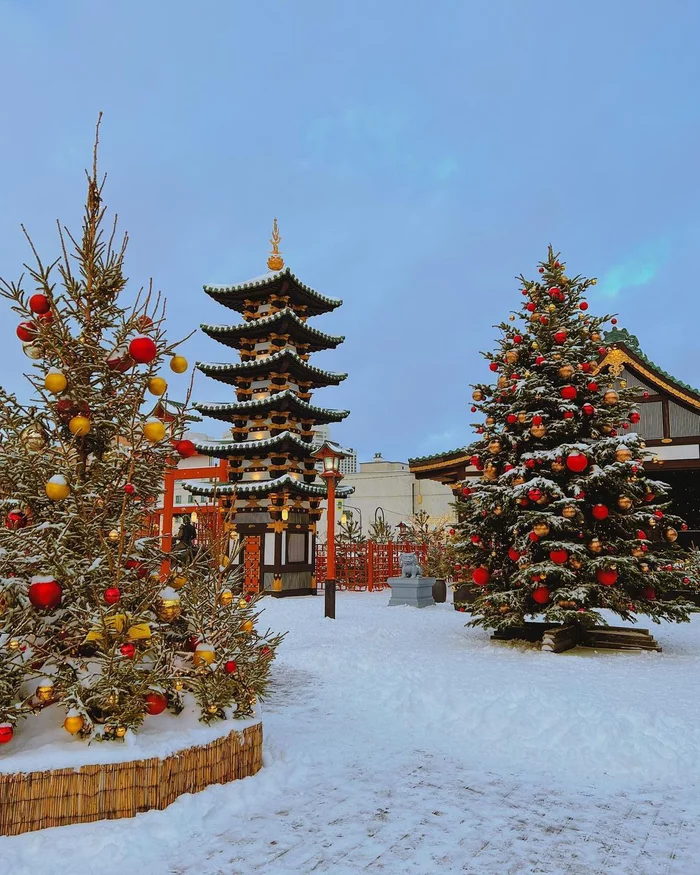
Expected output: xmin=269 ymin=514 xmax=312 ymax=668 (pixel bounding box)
xmin=1 ymin=0 xmax=699 ymax=462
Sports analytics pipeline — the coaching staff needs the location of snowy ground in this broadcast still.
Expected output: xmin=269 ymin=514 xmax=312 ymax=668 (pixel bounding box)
xmin=3 ymin=592 xmax=700 ymax=874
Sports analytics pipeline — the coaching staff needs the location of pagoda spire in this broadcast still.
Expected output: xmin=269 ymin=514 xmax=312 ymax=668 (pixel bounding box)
xmin=267 ymin=218 xmax=284 ymax=271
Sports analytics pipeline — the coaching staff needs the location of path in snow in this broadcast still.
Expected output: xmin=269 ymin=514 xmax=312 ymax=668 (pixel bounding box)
xmin=2 ymin=592 xmax=700 ymax=874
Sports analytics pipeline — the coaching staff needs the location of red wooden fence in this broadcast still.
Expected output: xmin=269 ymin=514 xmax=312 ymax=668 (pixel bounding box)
xmin=315 ymin=541 xmax=428 ymax=591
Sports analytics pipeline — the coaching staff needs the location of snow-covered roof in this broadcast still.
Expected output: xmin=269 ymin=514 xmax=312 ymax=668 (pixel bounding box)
xmin=201 ymin=308 xmax=345 ymax=351
xmin=184 ymin=472 xmax=354 ymax=498
xmin=196 ymin=349 xmax=347 ymax=387
xmin=193 ymin=389 xmax=350 ymax=424
xmin=203 ymin=266 xmax=342 ymax=316
xmin=192 ymin=430 xmax=314 ymax=457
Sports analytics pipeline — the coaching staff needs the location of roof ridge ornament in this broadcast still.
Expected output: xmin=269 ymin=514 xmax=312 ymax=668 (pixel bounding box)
xmin=267 ymin=218 xmax=284 ymax=271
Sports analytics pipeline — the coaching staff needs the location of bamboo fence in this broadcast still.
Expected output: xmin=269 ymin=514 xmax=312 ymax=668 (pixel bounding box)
xmin=0 ymin=720 xmax=262 ymax=836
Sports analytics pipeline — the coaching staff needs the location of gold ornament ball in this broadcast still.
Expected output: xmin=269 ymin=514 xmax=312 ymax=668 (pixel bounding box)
xmin=631 ymin=545 xmax=644 ymax=558
xmin=482 ymin=463 xmax=498 ymax=482
xmin=665 ymin=527 xmax=679 ymax=542
xmin=147 ymin=376 xmax=168 ymax=396
xmin=639 ymin=562 xmax=650 ymax=573
xmin=115 ymin=726 xmax=127 ymax=738
xmin=8 ymin=638 xmax=20 ymax=651
xmin=601 ymin=424 xmax=613 ymax=434
xmin=530 ymin=424 xmax=547 ymax=438
xmin=533 ymin=522 xmax=550 ymax=537
xmin=603 ymin=390 xmax=619 ymax=406
xmin=488 ymin=439 xmax=503 ymax=454
xmin=493 ymin=505 xmax=503 ymax=515
xmin=207 ymin=704 xmax=219 ymax=715
xmin=511 ymin=475 xmax=525 ymax=486
xmin=219 ymin=589 xmax=234 ymax=606
xmin=498 ymin=605 xmax=511 ymax=614
xmin=617 ymin=495 xmax=633 ymax=511
xmin=648 ymin=517 xmax=657 ymax=528
xmin=242 ymin=620 xmax=254 ymax=634
xmin=108 ymin=529 xmax=120 ymax=542
xmin=45 ymin=370 xmax=67 ymax=394
xmin=589 ymin=538 xmax=603 ymax=553
xmin=535 ymin=495 xmax=549 ymax=506
xmin=45 ymin=475 xmax=70 ymax=501
xmin=194 ymin=645 xmax=215 ymax=666
xmin=552 ymin=353 xmax=562 ymax=361
xmin=472 ymin=389 xmax=484 ymax=402
xmin=238 ymin=598 xmax=248 ymax=609
xmin=485 ymin=416 xmax=495 ymax=426
xmin=173 ymin=679 xmax=184 ymax=691
xmin=68 ymin=415 xmax=91 ymax=437
xmin=158 ymin=598 xmax=182 ymax=623
xmin=171 ymin=575 xmax=187 ymax=590
xmin=497 ymin=375 xmax=509 ymax=388
xmin=170 ymin=355 xmax=188 ymax=374
xmin=517 ymin=411 xmax=528 ymax=424
xmin=569 ymin=556 xmax=583 ymax=570
xmin=504 ymin=350 xmax=518 ymax=364
xmin=562 ymin=505 xmax=577 ymax=519
xmin=558 ymin=364 xmax=574 ymax=380
xmin=23 ymin=428 xmax=45 ymax=452
xmin=551 ymin=460 xmax=566 ymax=474
xmin=36 ymin=683 xmax=55 ymax=703
xmin=615 ymin=447 xmax=633 ymax=462
xmin=63 ymin=714 xmax=85 ymax=735
xmin=590 ymin=331 xmax=602 ymax=342
xmin=143 ymin=418 xmax=166 ymax=443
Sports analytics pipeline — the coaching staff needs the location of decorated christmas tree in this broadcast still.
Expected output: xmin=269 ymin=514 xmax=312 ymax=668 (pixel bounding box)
xmin=455 ymin=247 xmax=698 ymax=631
xmin=0 ymin=122 xmax=280 ymax=745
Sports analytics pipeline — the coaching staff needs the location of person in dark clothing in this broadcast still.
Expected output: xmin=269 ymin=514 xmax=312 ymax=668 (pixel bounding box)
xmin=176 ymin=514 xmax=198 ymax=558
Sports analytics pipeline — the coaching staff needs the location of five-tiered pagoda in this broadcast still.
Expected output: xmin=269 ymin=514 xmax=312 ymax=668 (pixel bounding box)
xmin=187 ymin=221 xmax=352 ymax=596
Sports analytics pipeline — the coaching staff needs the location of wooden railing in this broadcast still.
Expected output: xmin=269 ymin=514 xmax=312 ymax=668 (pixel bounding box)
xmin=315 ymin=541 xmax=429 ymax=591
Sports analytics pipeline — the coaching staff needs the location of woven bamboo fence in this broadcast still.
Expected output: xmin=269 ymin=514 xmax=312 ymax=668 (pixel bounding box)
xmin=0 ymin=720 xmax=262 ymax=836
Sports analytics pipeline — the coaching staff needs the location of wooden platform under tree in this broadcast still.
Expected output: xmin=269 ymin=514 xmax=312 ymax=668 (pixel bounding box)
xmin=491 ymin=622 xmax=662 ymax=654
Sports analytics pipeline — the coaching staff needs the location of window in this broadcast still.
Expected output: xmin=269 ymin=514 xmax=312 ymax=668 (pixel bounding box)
xmin=175 ymin=495 xmax=182 ymax=505
xmin=287 ymin=532 xmax=306 ymax=564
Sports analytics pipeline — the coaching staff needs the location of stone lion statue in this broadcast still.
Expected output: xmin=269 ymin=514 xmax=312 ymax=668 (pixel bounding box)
xmin=399 ymin=552 xmax=422 ymax=579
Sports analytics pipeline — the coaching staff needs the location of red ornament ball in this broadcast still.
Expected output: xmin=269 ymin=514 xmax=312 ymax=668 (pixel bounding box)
xmin=611 ymin=318 xmax=617 ymax=325
xmin=642 ymin=587 xmax=656 ymax=600
xmin=563 ymin=411 xmax=574 ymax=419
xmin=538 ymin=267 xmax=544 ymax=273
xmin=38 ymin=310 xmax=54 ymax=324
xmin=566 ymin=452 xmax=588 ymax=473
xmin=560 ymin=385 xmax=577 ymax=400
xmin=682 ymin=523 xmax=689 ymax=531
xmin=526 ymin=302 xmax=536 ymax=312
xmin=535 ymin=356 xmax=545 ymax=366
xmin=145 ymin=692 xmax=167 ymax=715
xmin=554 ymin=330 xmax=567 ymax=344
xmin=125 ymin=558 xmax=148 ymax=579
xmin=224 ymin=660 xmax=237 ymax=674
xmin=471 ymin=534 xmax=481 ymax=544
xmin=124 ymin=483 xmax=136 ymax=495
xmin=532 ymin=586 xmax=550 ymax=605
xmin=513 ymin=335 xmax=523 ymax=345
xmin=16 ymin=321 xmax=37 ymax=342
xmin=489 ymin=362 xmax=498 ymax=372
xmin=587 ymin=381 xmax=599 ymax=392
xmin=654 ymin=509 xmax=664 ymax=518
xmin=461 ymin=486 xmax=471 ymax=497
xmin=506 ymin=414 xmax=517 ymax=424
xmin=582 ymin=403 xmax=595 ymax=416
xmin=528 ymin=531 xmax=539 ymax=542
xmin=581 ymin=362 xmax=592 ymax=373
xmin=550 ymin=549 xmax=568 ymax=565
xmin=175 ymin=439 xmax=197 ymax=459
xmin=29 ymin=578 xmax=62 ymax=609
xmin=29 ymin=293 xmax=51 ymax=314
xmin=5 ymin=510 xmax=27 ymax=530
xmin=104 ymin=587 xmax=121 ymax=605
xmin=472 ymin=567 xmax=490 ymax=586
xmin=0 ymin=723 xmax=13 ymax=744
xmin=549 ymin=287 xmax=561 ymax=299
xmin=128 ymin=335 xmax=158 ymax=364
xmin=592 ymin=504 xmax=609 ymax=520
xmin=598 ymin=347 xmax=607 ymax=356
xmin=508 ymin=546 xmax=520 ymax=562
xmin=596 ymin=568 xmax=618 ymax=586
xmin=539 ymin=316 xmax=549 ymax=326
xmin=106 ymin=344 xmax=134 ymax=373
xmin=532 ymin=415 xmax=543 ymax=425
xmin=629 ymin=412 xmax=640 ymax=424
xmin=579 ymin=301 xmax=588 ymax=311
xmin=120 ymin=642 xmax=136 ymax=658
xmin=528 ymin=488 xmax=542 ymax=501
xmin=643 ymin=391 xmax=650 ymax=399
xmin=644 ymin=492 xmax=655 ymax=503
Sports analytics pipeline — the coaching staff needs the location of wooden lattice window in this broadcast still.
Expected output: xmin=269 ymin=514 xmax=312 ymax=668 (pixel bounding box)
xmin=243 ymin=535 xmax=262 ymax=594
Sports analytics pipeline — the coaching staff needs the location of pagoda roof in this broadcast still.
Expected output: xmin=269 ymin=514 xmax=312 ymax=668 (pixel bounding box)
xmin=185 ymin=473 xmax=354 ymax=499
xmin=408 ymin=446 xmax=473 ymax=485
xmin=193 ymin=388 xmax=350 ymax=425
xmin=201 ymin=308 xmax=344 ymax=353
xmin=197 ymin=349 xmax=347 ymax=388
xmin=192 ymin=430 xmax=313 ymax=459
xmin=204 ymin=266 xmax=342 ymax=316
xmin=599 ymin=328 xmax=700 ymax=412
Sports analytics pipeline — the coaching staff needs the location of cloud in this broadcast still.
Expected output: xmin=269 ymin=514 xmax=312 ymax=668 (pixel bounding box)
xmin=596 ymin=238 xmax=671 ymax=298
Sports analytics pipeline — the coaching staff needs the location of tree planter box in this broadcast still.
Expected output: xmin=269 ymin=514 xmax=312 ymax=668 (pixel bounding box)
xmin=453 ymin=583 xmax=481 ymax=609
xmin=432 ymin=579 xmax=447 ymax=603
xmin=388 ymin=577 xmax=436 ymax=608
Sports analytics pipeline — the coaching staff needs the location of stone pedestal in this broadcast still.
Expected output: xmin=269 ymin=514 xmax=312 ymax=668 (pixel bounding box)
xmin=388 ymin=576 xmax=436 ymax=608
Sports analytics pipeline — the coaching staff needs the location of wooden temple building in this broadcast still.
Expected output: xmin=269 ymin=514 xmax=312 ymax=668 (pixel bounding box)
xmin=409 ymin=327 xmax=700 ymax=541
xmin=186 ymin=221 xmax=352 ymax=596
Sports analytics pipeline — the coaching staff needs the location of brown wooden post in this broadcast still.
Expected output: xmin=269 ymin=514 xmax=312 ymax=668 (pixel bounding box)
xmin=367 ymin=540 xmax=374 ymax=591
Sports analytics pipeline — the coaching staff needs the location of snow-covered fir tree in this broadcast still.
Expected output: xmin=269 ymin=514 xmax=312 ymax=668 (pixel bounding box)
xmin=0 ymin=122 xmax=281 ymax=745
xmin=455 ymin=247 xmax=698 ymax=630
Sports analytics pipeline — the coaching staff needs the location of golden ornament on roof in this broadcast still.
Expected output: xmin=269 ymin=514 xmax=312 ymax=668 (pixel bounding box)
xmin=266 ymin=218 xmax=284 ymax=271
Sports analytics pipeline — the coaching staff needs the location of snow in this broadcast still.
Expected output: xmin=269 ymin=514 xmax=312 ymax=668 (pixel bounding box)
xmin=0 ymin=694 xmax=259 ymax=775
xmin=3 ymin=593 xmax=700 ymax=873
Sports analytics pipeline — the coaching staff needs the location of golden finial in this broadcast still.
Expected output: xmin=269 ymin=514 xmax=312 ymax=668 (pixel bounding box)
xmin=267 ymin=218 xmax=284 ymax=271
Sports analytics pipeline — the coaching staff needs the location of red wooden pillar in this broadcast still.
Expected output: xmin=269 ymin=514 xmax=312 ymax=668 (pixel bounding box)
xmin=367 ymin=540 xmax=374 ymax=591
xmin=160 ymin=462 xmax=176 ymax=578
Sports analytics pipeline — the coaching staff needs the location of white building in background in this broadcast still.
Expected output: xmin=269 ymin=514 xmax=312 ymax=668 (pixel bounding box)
xmin=316 ymin=451 xmax=455 ymax=540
